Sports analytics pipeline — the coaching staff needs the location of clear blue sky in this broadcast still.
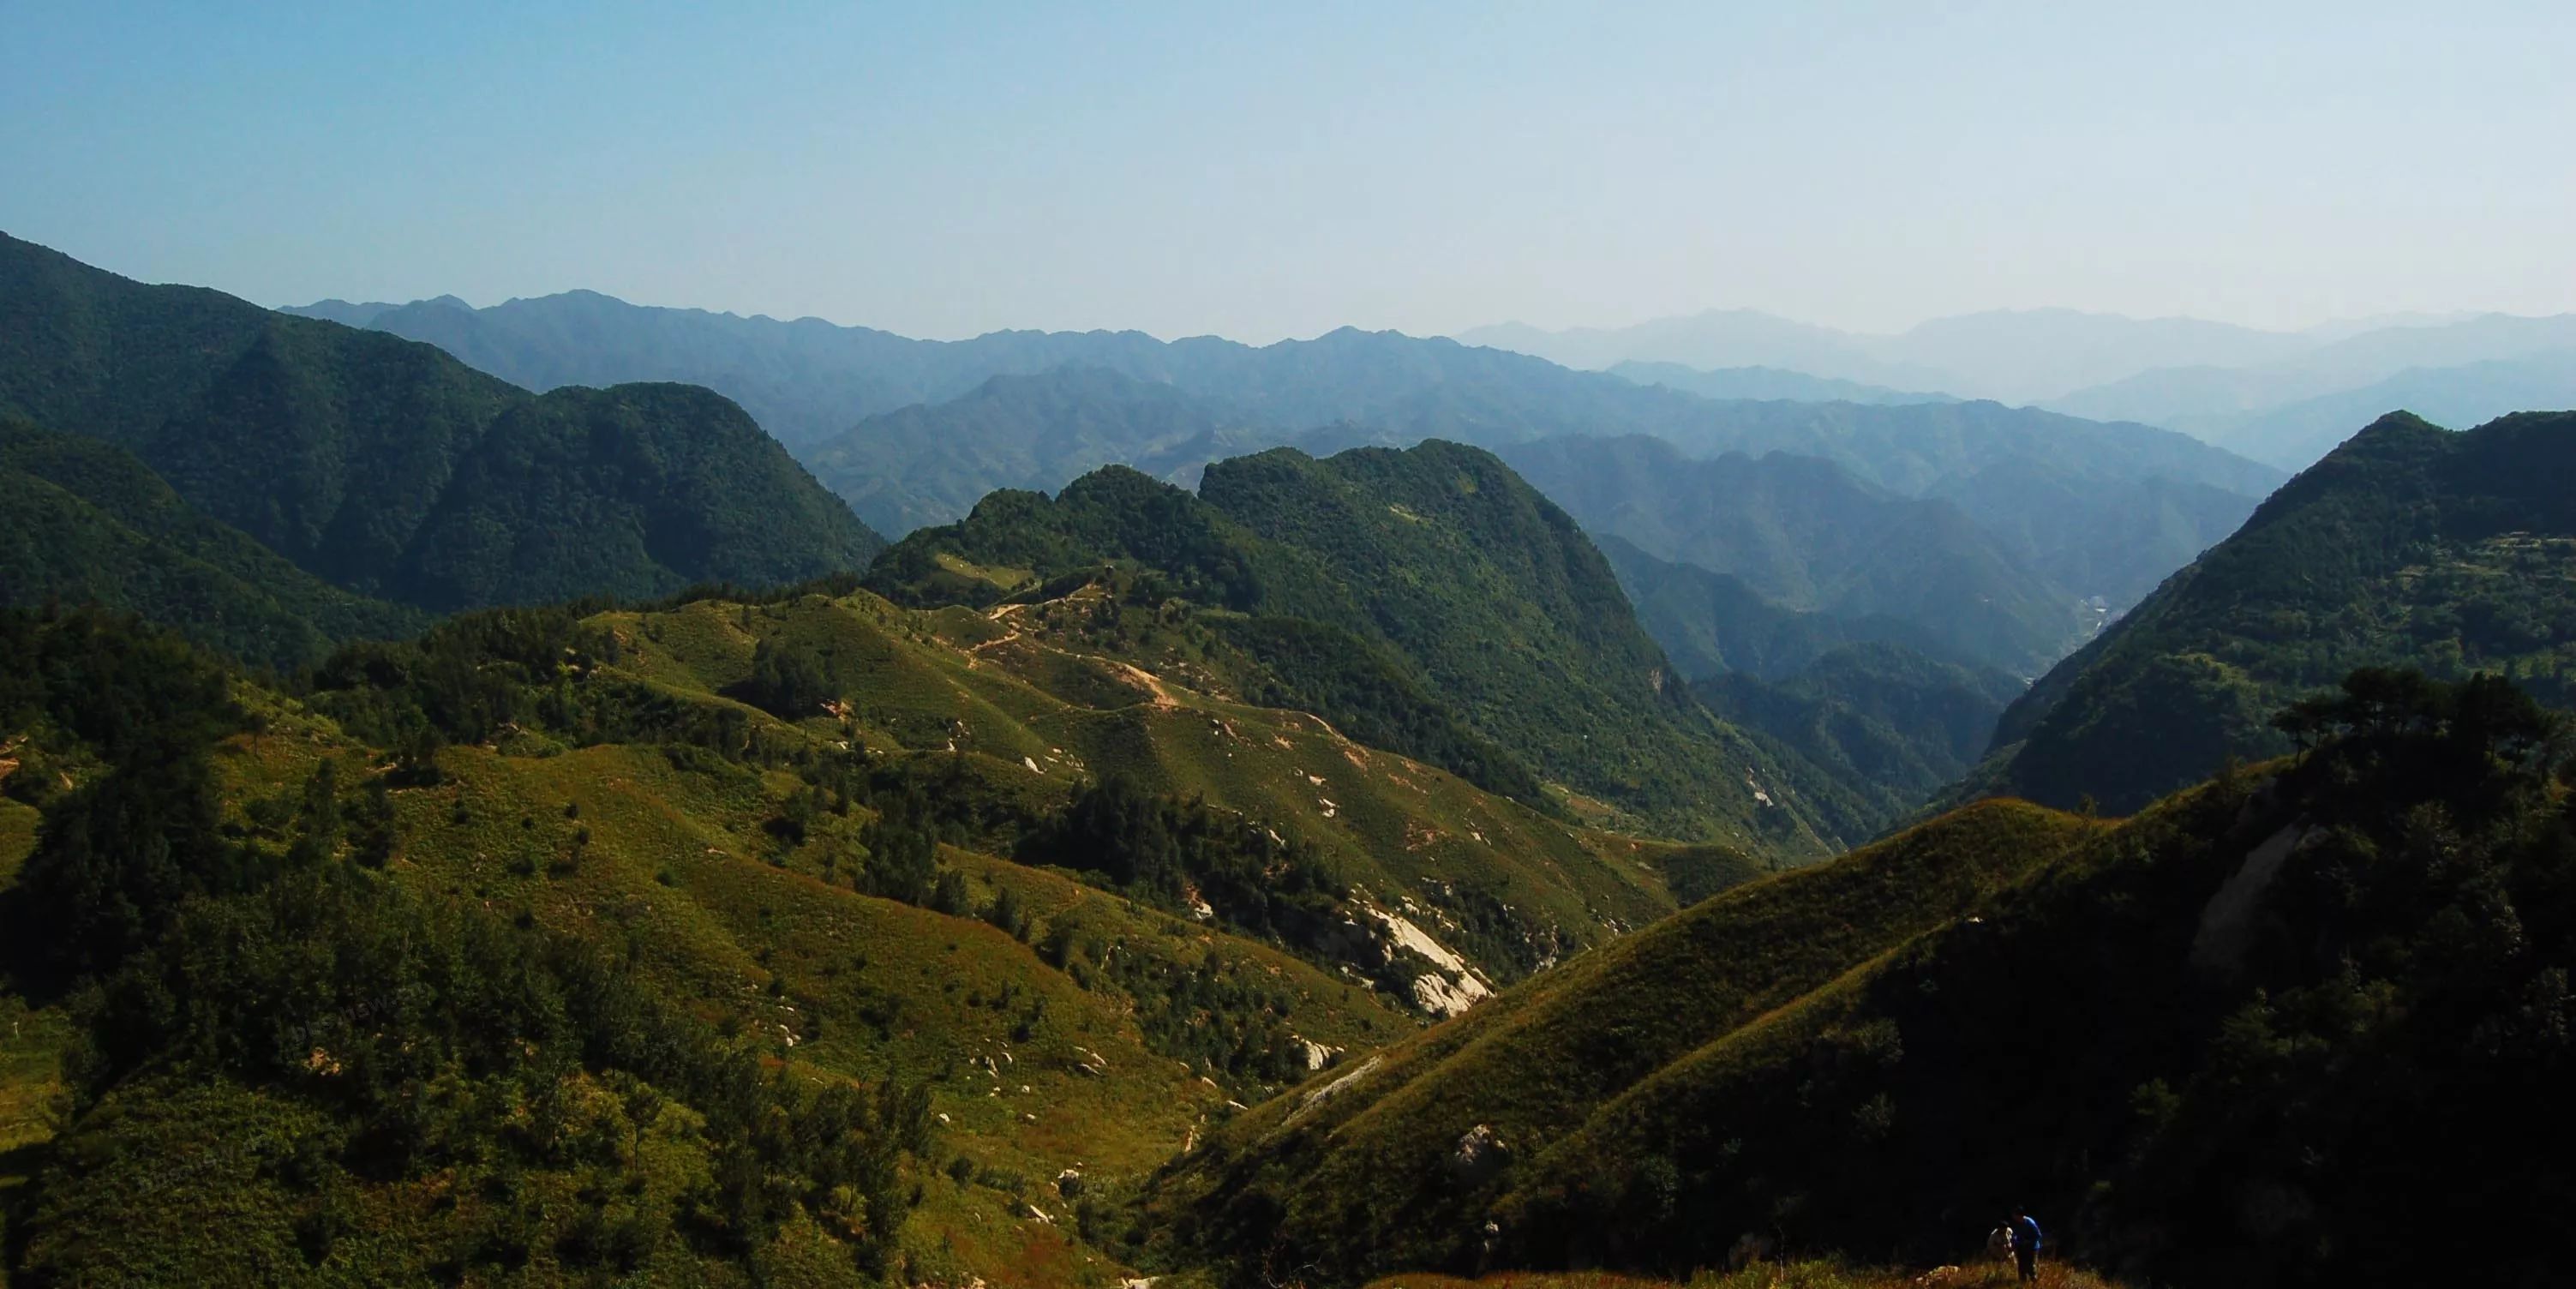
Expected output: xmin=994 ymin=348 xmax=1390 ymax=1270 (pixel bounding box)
xmin=8 ymin=1 xmax=2573 ymax=342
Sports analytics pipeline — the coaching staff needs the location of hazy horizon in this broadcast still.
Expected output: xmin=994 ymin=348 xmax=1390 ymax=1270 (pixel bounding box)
xmin=257 ymin=289 xmax=2527 ymax=354
xmin=10 ymin=1 xmax=2573 ymax=344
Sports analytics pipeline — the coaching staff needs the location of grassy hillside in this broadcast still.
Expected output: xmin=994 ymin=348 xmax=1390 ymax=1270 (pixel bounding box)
xmin=1980 ymin=410 xmax=2576 ymax=812
xmin=1135 ymin=800 xmax=2100 ymax=1286
xmin=1198 ymin=443 xmax=1819 ymax=847
xmin=1145 ymin=667 xmax=2576 ymax=1288
xmin=9 ymin=584 xmax=1597 ymax=1286
xmin=0 ymin=232 xmax=884 ymax=627
xmin=875 ymin=444 xmax=1855 ymax=853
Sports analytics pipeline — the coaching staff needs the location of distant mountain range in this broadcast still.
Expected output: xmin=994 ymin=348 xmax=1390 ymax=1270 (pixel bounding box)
xmin=1464 ymin=307 xmax=2576 ymax=470
xmin=0 ymin=233 xmax=883 ymax=657
xmin=1604 ymin=361 xmax=1955 ymax=405
xmin=259 ymin=267 xmax=2573 ymax=835
xmin=1496 ymin=435 xmax=2086 ymax=675
xmin=277 ymin=281 xmax=2289 ymax=720
xmin=1458 ymin=308 xmax=2316 ymax=403
xmin=10 ymin=240 xmax=2576 ymax=1289
xmin=2055 ymin=345 xmax=2576 ymax=469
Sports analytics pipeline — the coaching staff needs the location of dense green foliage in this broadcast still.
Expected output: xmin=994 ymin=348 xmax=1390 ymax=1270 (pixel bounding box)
xmin=1150 ymin=667 xmax=2576 ymax=1288
xmin=0 ymin=579 xmax=1460 ymax=1285
xmin=0 ymin=417 xmax=425 ymax=668
xmin=0 ymin=232 xmax=884 ymax=631
xmin=1197 ymin=443 xmax=1784 ymax=838
xmin=1016 ymin=777 xmax=1347 ymax=956
xmin=877 ymin=442 xmax=1838 ymax=848
xmin=866 ymin=465 xmax=1319 ymax=615
xmin=1210 ymin=615 xmax=1550 ymax=806
xmin=0 ymin=609 xmax=934 ymax=1283
xmin=1985 ymin=411 xmax=2576 ymax=812
xmin=377 ymin=382 xmax=881 ymax=611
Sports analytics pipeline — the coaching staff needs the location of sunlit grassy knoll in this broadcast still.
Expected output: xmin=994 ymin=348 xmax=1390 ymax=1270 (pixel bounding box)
xmin=200 ymin=633 xmax=1440 ymax=1289
xmin=596 ymin=588 xmax=1687 ymax=984
xmin=39 ymin=578 xmax=1816 ymax=1287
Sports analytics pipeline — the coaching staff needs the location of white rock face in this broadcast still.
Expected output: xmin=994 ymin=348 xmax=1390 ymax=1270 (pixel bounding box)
xmin=1370 ymin=908 xmax=1474 ymax=976
xmin=1411 ymin=972 xmax=1489 ymax=1018
xmin=1369 ymin=907 xmax=1494 ymax=1017
xmin=1287 ymin=1054 xmax=1384 ymax=1125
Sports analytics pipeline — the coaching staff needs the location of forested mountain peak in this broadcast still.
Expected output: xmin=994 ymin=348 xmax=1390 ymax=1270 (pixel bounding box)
xmin=872 ymin=440 xmax=1874 ymax=849
xmin=1970 ymin=408 xmax=2576 ymax=812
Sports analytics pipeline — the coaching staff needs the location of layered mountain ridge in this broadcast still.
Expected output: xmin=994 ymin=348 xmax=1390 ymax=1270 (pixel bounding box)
xmin=0 ymin=231 xmax=885 ymax=640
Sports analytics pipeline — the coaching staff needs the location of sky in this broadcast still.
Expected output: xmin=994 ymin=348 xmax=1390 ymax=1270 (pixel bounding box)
xmin=7 ymin=1 xmax=2574 ymax=344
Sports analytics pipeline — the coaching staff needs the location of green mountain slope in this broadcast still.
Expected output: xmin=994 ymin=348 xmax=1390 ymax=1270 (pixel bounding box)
xmin=0 ymin=417 xmax=424 ymax=667
xmin=1141 ymin=668 xmax=2576 ymax=1288
xmin=872 ymin=442 xmax=1854 ymax=852
xmin=0 ymin=232 xmax=884 ymax=620
xmin=6 ymin=561 xmax=1708 ymax=1285
xmin=1977 ymin=410 xmax=2576 ymax=812
xmin=1135 ymin=799 xmax=2100 ymax=1285
xmin=1498 ymin=435 xmax=2085 ymax=675
xmin=389 ymin=382 xmax=885 ymax=611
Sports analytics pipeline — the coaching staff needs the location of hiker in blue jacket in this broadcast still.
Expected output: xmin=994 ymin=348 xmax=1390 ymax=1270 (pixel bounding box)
xmin=2010 ymin=1207 xmax=2042 ymax=1282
